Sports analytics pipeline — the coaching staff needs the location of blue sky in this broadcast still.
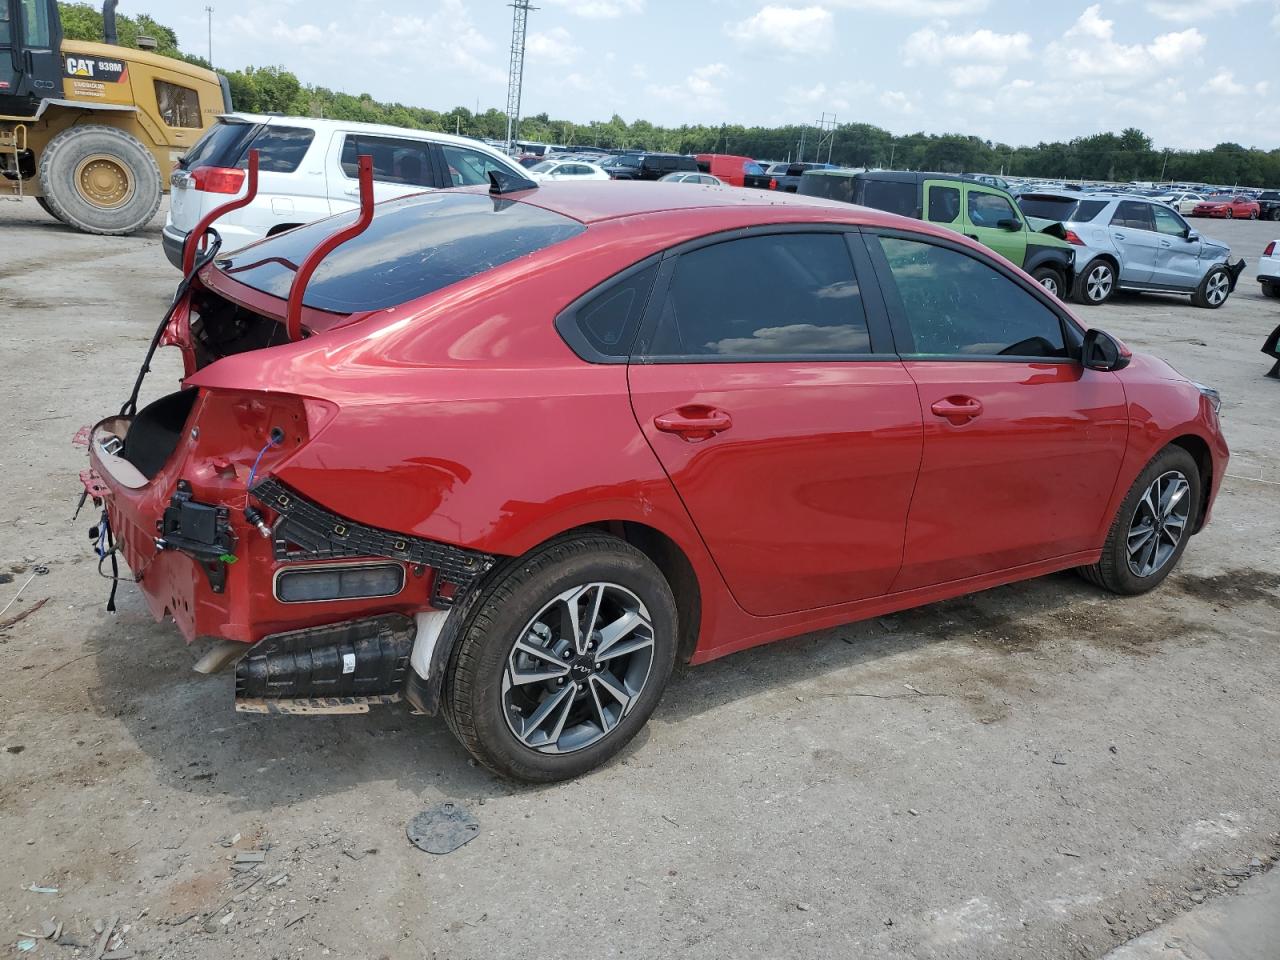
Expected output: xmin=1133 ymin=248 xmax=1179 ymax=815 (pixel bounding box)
xmin=141 ymin=0 xmax=1278 ymax=150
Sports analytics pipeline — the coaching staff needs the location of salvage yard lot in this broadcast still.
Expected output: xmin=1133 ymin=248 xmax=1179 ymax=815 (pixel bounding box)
xmin=1 ymin=198 xmax=1277 ymax=960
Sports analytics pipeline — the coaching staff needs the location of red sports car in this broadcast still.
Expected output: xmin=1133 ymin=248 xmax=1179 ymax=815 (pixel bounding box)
xmin=82 ymin=178 xmax=1228 ymax=781
xmin=1191 ymin=196 xmax=1260 ymax=219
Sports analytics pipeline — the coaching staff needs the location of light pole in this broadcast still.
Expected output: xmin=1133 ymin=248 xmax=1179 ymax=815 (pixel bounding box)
xmin=204 ymin=6 xmax=213 ymax=65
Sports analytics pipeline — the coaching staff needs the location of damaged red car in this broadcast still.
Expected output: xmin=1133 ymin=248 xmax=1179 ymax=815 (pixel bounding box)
xmin=82 ymin=169 xmax=1229 ymax=781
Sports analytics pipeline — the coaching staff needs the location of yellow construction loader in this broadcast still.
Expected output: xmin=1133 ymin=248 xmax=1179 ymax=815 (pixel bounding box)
xmin=1 ymin=0 xmax=228 ymax=234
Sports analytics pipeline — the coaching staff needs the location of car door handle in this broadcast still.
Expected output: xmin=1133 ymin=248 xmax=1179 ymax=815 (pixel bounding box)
xmin=930 ymin=396 xmax=983 ymax=424
xmin=1160 ymin=240 xmax=1172 ymax=247
xmin=653 ymin=405 xmax=733 ymax=442
xmin=343 ymin=186 xmax=360 ymax=196
xmin=1113 ymin=232 xmax=1126 ymax=240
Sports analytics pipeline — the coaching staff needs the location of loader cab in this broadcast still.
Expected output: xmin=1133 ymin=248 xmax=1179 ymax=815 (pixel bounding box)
xmin=0 ymin=0 xmax=62 ymax=116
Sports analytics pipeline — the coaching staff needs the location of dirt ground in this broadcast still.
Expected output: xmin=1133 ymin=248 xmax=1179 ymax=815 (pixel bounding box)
xmin=1 ymin=197 xmax=1277 ymax=960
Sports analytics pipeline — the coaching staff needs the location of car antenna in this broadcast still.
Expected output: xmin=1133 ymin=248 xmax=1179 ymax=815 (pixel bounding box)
xmin=488 ymin=168 xmax=538 ymax=195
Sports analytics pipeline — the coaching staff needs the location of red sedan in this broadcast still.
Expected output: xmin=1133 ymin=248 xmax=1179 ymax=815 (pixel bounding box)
xmin=1192 ymin=196 xmax=1260 ymax=219
xmin=82 ymin=180 xmax=1228 ymax=781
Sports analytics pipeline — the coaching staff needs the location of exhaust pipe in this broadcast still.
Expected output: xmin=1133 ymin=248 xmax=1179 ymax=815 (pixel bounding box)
xmin=102 ymin=0 xmax=119 ymax=45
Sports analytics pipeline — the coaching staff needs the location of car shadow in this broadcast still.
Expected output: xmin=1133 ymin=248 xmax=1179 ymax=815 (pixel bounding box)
xmin=87 ymin=569 xmax=1104 ymax=805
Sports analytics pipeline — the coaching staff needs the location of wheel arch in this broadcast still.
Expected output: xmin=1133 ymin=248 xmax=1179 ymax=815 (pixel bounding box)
xmin=1169 ymin=433 xmax=1214 ymax=533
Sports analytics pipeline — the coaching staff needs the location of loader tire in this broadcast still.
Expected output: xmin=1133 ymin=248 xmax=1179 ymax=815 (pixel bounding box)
xmin=35 ymin=195 xmax=67 ymax=223
xmin=39 ymin=125 xmax=162 ymax=236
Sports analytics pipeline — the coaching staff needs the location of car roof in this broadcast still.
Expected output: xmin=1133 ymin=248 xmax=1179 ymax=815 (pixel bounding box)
xmin=472 ymin=180 xmax=922 ymax=228
xmin=216 ymin=112 xmax=508 ymax=154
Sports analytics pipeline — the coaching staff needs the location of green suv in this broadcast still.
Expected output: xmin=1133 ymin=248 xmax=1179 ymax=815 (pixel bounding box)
xmin=799 ymin=170 xmax=1076 ymax=298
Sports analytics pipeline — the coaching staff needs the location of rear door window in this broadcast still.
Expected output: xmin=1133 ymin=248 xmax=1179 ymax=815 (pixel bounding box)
xmin=875 ymin=235 xmax=1068 ymax=359
xmin=240 ymin=125 xmax=315 ymax=173
xmin=1111 ymin=201 xmax=1156 ymax=232
xmin=927 ymin=185 xmax=961 ymax=223
xmin=858 ymin=179 xmax=918 ymax=218
xmin=341 ymin=135 xmax=437 ymax=187
xmin=644 ymin=233 xmax=872 ymax=359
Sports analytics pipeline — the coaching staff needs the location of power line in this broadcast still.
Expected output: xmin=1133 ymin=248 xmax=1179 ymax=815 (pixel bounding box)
xmin=505 ymin=0 xmax=537 ymax=151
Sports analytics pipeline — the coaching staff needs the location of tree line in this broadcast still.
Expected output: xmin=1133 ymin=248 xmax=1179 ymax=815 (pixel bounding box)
xmin=58 ymin=2 xmax=1279 ymax=187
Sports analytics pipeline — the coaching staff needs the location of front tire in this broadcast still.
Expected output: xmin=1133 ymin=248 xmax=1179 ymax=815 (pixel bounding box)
xmin=1250 ymin=210 xmax=1259 ymax=220
xmin=1031 ymin=265 xmax=1065 ymax=300
xmin=38 ymin=125 xmax=162 ymax=235
xmin=1192 ymin=266 xmax=1231 ymax=308
xmin=1077 ymin=445 xmax=1201 ymax=595
xmin=442 ymin=534 xmax=678 ymax=782
xmin=1074 ymin=258 xmax=1116 ymax=305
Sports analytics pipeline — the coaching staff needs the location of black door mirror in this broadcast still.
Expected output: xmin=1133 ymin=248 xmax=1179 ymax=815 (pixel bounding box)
xmin=1082 ymin=328 xmax=1130 ymax=371
xmin=997 ymin=217 xmax=1021 ymax=232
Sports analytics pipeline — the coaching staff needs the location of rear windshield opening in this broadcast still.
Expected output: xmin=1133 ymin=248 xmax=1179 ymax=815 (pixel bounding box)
xmin=215 ymin=192 xmax=586 ymax=313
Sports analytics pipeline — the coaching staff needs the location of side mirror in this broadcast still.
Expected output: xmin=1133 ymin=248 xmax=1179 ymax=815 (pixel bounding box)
xmin=1082 ymin=328 xmax=1131 ymax=372
xmin=997 ymin=217 xmax=1021 ymax=232
xmin=1186 ymin=230 xmax=1199 ymax=242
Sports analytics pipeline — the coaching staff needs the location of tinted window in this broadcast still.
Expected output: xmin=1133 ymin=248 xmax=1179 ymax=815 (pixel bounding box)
xmin=967 ymin=191 xmax=1017 ymax=228
xmin=798 ymin=174 xmax=856 ymax=203
xmin=1111 ymin=201 xmax=1155 ymax=231
xmin=217 ymin=192 xmax=585 ymax=313
xmin=240 ymin=125 xmax=315 ymax=174
xmin=928 ymin=186 xmax=961 ymax=223
xmin=647 ymin=234 xmax=870 ymax=358
xmin=439 ymin=144 xmax=510 ymax=186
xmin=341 ymin=135 xmax=434 ymax=187
xmin=1016 ymin=195 xmax=1108 ymax=222
xmin=181 ymin=119 xmax=256 ymax=170
xmin=20 ymin=0 xmax=50 ymax=46
xmin=154 ymin=80 xmax=202 ymax=129
xmin=744 ymin=162 xmax=765 ymax=176
xmin=858 ymin=179 xmax=917 ymax=218
xmin=1152 ymin=204 xmax=1188 ymax=237
xmin=877 ymin=236 xmax=1067 ymax=359
xmin=567 ymin=264 xmax=658 ymax=358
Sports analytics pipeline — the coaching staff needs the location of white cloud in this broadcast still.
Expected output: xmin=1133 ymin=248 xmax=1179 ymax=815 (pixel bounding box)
xmin=1145 ymin=0 xmax=1255 ymax=22
xmin=1047 ymin=5 xmax=1205 ymax=82
xmin=903 ymin=27 xmax=1032 ymax=63
xmin=827 ymin=0 xmax=988 ymax=14
xmin=647 ymin=63 xmax=730 ymax=111
xmin=727 ymin=5 xmax=834 ymax=56
xmin=526 ymin=27 xmax=581 ymax=66
xmin=950 ymin=64 xmax=1007 ymax=89
xmin=542 ymin=0 xmax=643 ymax=18
xmin=880 ymin=89 xmax=916 ymax=114
xmin=1204 ymin=70 xmax=1247 ymax=95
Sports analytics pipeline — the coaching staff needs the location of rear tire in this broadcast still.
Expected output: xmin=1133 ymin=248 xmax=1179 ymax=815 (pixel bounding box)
xmin=35 ymin=195 xmax=66 ymax=224
xmin=1250 ymin=210 xmax=1259 ymax=220
xmin=1031 ymin=265 xmax=1065 ymax=300
xmin=1262 ymin=280 xmax=1280 ymax=299
xmin=38 ymin=125 xmax=162 ymax=236
xmin=442 ymin=533 xmax=678 ymax=782
xmin=1074 ymin=258 xmax=1116 ymax=305
xmin=1192 ymin=266 xmax=1231 ymax=308
xmin=1270 ymin=208 xmax=1280 ymax=222
xmin=1077 ymin=445 xmax=1201 ymax=595
xmin=1225 ymin=209 xmax=1234 ymax=219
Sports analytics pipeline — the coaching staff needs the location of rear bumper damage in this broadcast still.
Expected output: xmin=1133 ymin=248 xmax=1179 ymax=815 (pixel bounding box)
xmin=82 ymin=412 xmax=495 ymax=714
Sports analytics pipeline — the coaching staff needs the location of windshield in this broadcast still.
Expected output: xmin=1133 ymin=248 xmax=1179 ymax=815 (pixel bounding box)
xmin=529 ymin=161 xmax=557 ymax=173
xmin=216 ymin=192 xmax=586 ymax=313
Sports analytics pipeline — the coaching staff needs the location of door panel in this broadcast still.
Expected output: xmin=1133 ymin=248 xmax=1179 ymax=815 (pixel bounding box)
xmin=1108 ymin=201 xmax=1159 ymax=283
xmin=629 ymin=362 xmax=924 ymax=615
xmin=893 ymin=361 xmax=1127 ymax=591
xmin=962 ymin=185 xmax=1026 ymax=266
xmin=1151 ymin=204 xmax=1202 ymax=288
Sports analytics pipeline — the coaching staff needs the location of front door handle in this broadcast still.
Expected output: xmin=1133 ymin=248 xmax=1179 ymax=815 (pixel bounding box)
xmin=653 ymin=405 xmax=733 ymax=442
xmin=1160 ymin=240 xmax=1172 ymax=247
xmin=930 ymin=396 xmax=983 ymax=424
xmin=1113 ymin=232 xmax=1126 ymax=240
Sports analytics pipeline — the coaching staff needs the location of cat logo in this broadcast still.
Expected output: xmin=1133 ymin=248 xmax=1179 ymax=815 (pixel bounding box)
xmin=63 ymin=57 xmax=128 ymax=83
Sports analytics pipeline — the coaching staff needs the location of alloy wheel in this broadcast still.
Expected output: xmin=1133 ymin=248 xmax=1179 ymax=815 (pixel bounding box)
xmin=1126 ymin=470 xmax=1191 ymax=578
xmin=1039 ymin=275 xmax=1059 ymax=297
xmin=1205 ymin=271 xmax=1230 ymax=306
xmin=502 ymin=582 xmax=655 ymax=754
xmin=1086 ymin=264 xmax=1113 ymax=302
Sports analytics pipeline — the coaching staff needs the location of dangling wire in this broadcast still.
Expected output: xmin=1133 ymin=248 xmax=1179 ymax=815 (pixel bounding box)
xmin=246 ymin=433 xmax=281 ymax=492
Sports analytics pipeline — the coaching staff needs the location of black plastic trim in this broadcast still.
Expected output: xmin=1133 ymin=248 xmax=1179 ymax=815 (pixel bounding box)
xmin=554 ymin=254 xmax=663 ymax=363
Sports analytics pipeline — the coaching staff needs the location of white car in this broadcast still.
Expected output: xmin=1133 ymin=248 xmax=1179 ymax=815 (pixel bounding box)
xmin=162 ymin=114 xmax=530 ymax=268
xmin=1156 ymin=192 xmax=1207 ymax=215
xmin=1259 ymin=239 xmax=1280 ymax=298
xmin=658 ymin=172 xmax=723 ymax=185
xmin=526 ymin=159 xmax=610 ymax=181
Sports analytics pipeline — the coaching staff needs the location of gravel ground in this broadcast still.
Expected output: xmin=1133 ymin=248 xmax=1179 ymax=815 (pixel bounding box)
xmin=1 ymin=198 xmax=1277 ymax=960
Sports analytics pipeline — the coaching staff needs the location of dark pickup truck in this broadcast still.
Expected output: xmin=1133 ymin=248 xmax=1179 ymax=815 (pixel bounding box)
xmin=746 ymin=161 xmax=837 ymax=192
xmin=1256 ymin=191 xmax=1280 ymax=222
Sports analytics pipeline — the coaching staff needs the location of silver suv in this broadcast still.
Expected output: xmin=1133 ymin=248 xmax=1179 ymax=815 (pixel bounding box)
xmin=1016 ymin=192 xmax=1236 ymax=309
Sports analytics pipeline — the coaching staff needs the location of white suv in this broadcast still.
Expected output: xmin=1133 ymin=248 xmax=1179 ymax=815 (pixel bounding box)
xmin=162 ymin=114 xmax=530 ymax=268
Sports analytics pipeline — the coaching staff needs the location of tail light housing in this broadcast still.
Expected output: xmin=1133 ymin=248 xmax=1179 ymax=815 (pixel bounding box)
xmin=1063 ymin=229 xmax=1085 ymax=246
xmin=191 ymin=166 xmax=247 ymax=194
xmin=769 ymin=178 xmax=778 ymax=190
xmin=1265 ymin=241 xmax=1276 ymax=256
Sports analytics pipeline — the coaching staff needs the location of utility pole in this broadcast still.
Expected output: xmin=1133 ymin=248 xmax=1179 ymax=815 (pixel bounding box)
xmin=816 ymin=112 xmax=837 ymax=165
xmin=797 ymin=127 xmax=807 ymax=163
xmin=888 ymin=140 xmax=896 ymax=169
xmin=505 ymin=0 xmax=537 ymax=152
xmin=204 ymin=5 xmax=213 ymax=65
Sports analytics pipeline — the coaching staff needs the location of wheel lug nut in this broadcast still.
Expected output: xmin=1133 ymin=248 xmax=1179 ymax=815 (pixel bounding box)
xmin=594 ymin=663 xmax=602 ymax=671
xmin=562 ymin=650 xmax=572 ymax=660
